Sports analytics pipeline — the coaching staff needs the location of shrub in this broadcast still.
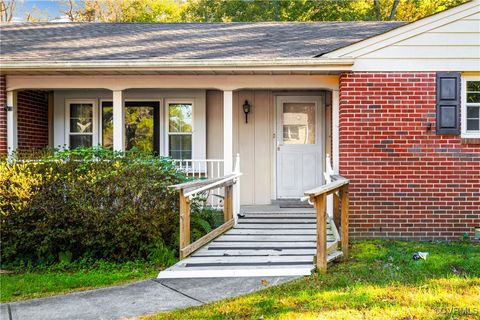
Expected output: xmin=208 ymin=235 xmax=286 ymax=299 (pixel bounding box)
xmin=0 ymin=148 xmax=185 ymax=267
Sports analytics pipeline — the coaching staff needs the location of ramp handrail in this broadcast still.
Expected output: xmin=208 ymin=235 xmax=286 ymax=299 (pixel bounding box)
xmin=304 ymin=175 xmax=350 ymax=272
xmin=170 ymin=156 xmax=242 ymax=259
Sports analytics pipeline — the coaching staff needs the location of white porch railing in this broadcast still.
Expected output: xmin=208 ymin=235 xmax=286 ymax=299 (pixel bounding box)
xmin=173 ymin=159 xmax=226 ymax=209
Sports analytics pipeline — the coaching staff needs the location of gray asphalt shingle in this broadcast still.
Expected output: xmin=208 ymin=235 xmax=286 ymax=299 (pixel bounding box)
xmin=0 ymin=22 xmax=406 ymax=61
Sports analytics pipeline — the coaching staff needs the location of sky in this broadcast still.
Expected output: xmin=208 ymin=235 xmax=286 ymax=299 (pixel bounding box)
xmin=13 ymin=0 xmax=64 ymax=21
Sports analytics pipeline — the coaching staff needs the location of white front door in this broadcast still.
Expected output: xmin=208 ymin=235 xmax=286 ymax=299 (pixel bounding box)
xmin=276 ymin=96 xmax=323 ymax=199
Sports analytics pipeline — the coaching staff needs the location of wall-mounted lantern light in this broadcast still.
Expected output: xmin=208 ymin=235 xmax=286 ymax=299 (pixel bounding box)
xmin=243 ymin=100 xmax=251 ymax=123
xmin=4 ymin=104 xmax=13 ymax=112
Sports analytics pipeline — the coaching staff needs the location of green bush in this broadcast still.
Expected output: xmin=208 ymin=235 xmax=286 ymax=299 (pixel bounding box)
xmin=0 ymin=148 xmax=185 ymax=267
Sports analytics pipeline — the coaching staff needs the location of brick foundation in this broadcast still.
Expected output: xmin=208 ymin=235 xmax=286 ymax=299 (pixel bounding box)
xmin=0 ymin=77 xmax=49 ymax=155
xmin=340 ymin=72 xmax=480 ymax=240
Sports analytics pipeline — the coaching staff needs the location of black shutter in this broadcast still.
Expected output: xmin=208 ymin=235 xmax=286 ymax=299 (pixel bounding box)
xmin=436 ymin=72 xmax=461 ymax=135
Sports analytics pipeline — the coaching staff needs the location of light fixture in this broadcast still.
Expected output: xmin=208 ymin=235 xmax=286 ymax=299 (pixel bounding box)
xmin=4 ymin=105 xmax=13 ymax=112
xmin=243 ymin=100 xmax=251 ymax=123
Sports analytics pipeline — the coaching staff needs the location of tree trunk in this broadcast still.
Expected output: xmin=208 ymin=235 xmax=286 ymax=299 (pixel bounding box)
xmin=373 ymin=0 xmax=381 ymax=20
xmin=389 ymin=0 xmax=400 ymax=20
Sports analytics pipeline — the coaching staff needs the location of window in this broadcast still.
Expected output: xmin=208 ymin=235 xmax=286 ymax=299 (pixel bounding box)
xmin=168 ymin=102 xmax=193 ymax=159
xmin=66 ymin=100 xmax=97 ymax=148
xmin=282 ymin=102 xmax=316 ymax=144
xmin=101 ymin=102 xmax=113 ymax=148
xmin=101 ymin=101 xmax=160 ymax=154
xmin=462 ymin=77 xmax=480 ymax=138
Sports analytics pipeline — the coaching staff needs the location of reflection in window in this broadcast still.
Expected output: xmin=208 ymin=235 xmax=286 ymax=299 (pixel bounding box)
xmin=466 ymin=81 xmax=480 ymax=132
xmin=125 ymin=106 xmax=155 ymax=152
xmin=282 ymin=103 xmax=316 ymax=144
xmin=69 ymin=103 xmax=93 ymax=148
xmin=102 ymin=105 xmax=113 ymax=148
xmin=101 ymin=102 xmax=158 ymax=153
xmin=169 ymin=103 xmax=193 ymax=159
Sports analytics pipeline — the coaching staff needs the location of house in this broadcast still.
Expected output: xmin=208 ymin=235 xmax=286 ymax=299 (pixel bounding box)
xmin=1 ymin=0 xmax=479 ymax=242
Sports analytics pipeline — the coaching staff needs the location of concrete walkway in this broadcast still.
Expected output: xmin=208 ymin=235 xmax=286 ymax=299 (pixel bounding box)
xmin=0 ymin=276 xmax=298 ymax=320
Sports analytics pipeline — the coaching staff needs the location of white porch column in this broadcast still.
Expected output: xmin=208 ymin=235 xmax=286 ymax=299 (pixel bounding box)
xmin=223 ymin=90 xmax=233 ymax=175
xmin=6 ymin=90 xmax=18 ymax=161
xmin=112 ymin=90 xmax=124 ymax=152
xmin=332 ymin=90 xmax=340 ymax=174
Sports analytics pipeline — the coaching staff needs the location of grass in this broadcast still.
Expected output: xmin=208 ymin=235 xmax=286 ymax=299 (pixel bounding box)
xmin=0 ymin=261 xmax=160 ymax=303
xmin=144 ymin=240 xmax=480 ymax=320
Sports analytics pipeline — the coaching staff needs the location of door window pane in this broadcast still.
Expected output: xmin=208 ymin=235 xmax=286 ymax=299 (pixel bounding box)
xmin=282 ymin=103 xmax=316 ymax=144
xmin=169 ymin=135 xmax=192 ymax=160
xmin=70 ymin=104 xmax=93 ymax=133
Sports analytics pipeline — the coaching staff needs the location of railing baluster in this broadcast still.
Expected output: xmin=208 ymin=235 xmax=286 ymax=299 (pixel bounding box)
xmin=341 ymin=185 xmax=349 ymax=261
xmin=173 ymin=159 xmax=226 ymax=209
xmin=333 ymin=192 xmax=341 ymax=228
xmin=224 ymin=185 xmax=233 ymax=222
xmin=179 ymin=189 xmax=190 ymax=259
xmin=304 ymin=176 xmax=349 ymax=273
xmin=314 ymin=193 xmax=327 ymax=273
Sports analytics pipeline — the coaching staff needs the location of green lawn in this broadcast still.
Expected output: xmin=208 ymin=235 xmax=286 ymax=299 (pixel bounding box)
xmin=145 ymin=240 xmax=480 ymax=320
xmin=0 ymin=261 xmax=160 ymax=303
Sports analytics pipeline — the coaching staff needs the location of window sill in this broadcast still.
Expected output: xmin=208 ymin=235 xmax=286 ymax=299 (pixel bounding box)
xmin=461 ymin=137 xmax=480 ymax=144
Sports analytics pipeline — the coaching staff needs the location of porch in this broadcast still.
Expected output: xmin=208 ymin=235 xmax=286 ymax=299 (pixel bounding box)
xmin=4 ymin=73 xmax=341 ymax=207
xmin=4 ymin=73 xmax=348 ymax=278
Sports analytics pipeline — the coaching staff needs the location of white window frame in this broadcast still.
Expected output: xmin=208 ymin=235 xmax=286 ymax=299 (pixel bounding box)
xmin=461 ymin=76 xmax=480 ymax=138
xmin=165 ymin=99 xmax=194 ymax=159
xmin=65 ymin=99 xmax=98 ymax=148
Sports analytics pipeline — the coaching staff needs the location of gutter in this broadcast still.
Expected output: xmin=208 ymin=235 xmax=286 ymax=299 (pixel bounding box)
xmin=0 ymin=58 xmax=354 ymax=72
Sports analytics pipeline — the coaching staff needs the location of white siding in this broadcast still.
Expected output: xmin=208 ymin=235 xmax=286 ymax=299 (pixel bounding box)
xmin=351 ymin=10 xmax=480 ymax=71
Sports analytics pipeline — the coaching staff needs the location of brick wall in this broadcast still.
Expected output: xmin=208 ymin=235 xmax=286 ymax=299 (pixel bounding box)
xmin=340 ymin=72 xmax=480 ymax=241
xmin=17 ymin=90 xmax=49 ymax=151
xmin=0 ymin=77 xmax=49 ymax=155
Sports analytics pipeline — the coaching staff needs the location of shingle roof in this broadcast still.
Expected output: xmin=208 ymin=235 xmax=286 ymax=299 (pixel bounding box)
xmin=0 ymin=22 xmax=406 ymax=61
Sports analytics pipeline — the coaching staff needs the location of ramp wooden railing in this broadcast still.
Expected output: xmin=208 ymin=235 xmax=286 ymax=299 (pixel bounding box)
xmin=170 ymin=171 xmax=242 ymax=259
xmin=304 ymin=176 xmax=350 ymax=272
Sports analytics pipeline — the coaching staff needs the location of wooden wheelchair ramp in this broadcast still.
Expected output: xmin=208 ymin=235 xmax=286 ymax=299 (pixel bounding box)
xmin=157 ymin=210 xmax=343 ymax=279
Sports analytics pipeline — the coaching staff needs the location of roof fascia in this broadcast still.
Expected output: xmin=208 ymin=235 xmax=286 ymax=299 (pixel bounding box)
xmin=0 ymin=58 xmax=354 ymax=73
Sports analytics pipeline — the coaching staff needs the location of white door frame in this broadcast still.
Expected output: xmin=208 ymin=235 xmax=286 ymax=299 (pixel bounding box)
xmin=273 ymin=94 xmax=325 ymax=199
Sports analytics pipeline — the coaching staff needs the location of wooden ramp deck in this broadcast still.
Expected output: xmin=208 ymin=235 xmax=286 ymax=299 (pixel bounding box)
xmin=157 ymin=209 xmax=343 ymax=279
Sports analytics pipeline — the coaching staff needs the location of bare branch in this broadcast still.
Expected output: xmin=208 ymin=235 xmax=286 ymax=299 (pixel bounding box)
xmin=0 ymin=0 xmax=16 ymax=22
xmin=373 ymin=0 xmax=381 ymax=21
xmin=389 ymin=0 xmax=400 ymax=20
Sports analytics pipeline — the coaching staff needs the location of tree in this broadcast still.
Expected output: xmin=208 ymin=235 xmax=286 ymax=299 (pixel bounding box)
xmin=60 ymin=0 xmax=185 ymax=22
xmin=25 ymin=5 xmax=51 ymax=22
xmin=27 ymin=0 xmax=468 ymax=23
xmin=182 ymin=0 xmax=468 ymax=22
xmin=0 ymin=0 xmax=16 ymax=22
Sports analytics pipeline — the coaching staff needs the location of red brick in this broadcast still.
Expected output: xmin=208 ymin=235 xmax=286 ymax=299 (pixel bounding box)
xmin=340 ymin=72 xmax=480 ymax=241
